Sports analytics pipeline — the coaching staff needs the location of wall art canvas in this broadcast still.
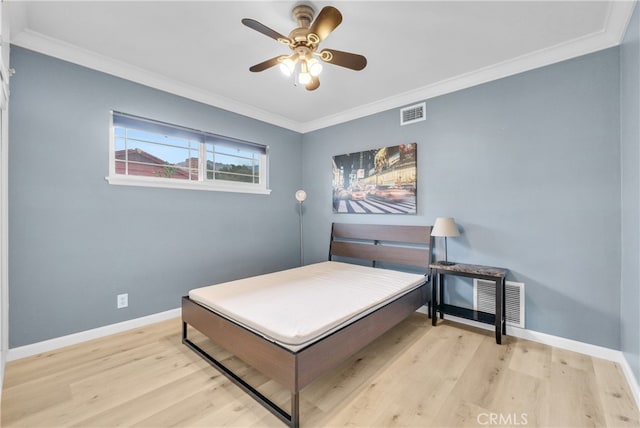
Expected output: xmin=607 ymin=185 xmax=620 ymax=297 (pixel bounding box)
xmin=332 ymin=143 xmax=417 ymax=214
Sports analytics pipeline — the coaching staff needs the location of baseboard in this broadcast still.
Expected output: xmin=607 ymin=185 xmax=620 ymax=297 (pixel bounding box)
xmin=416 ymin=306 xmax=429 ymax=316
xmin=0 ymin=348 xmax=4 ymax=402
xmin=443 ymin=315 xmax=640 ymax=410
xmin=6 ymin=308 xmax=181 ymax=361
xmin=6 ymin=307 xmax=640 ymax=412
xmin=619 ymin=352 xmax=640 ymax=411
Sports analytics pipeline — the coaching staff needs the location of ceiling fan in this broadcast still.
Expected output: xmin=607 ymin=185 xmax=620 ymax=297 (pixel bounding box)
xmin=242 ymin=4 xmax=367 ymax=91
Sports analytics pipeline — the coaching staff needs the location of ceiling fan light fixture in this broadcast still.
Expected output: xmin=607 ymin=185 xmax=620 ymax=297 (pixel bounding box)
xmin=279 ymin=58 xmax=296 ymax=76
xmin=308 ymin=58 xmax=323 ymax=77
xmin=298 ymin=60 xmax=312 ymax=85
xmin=298 ymin=72 xmax=312 ymax=85
xmin=242 ymin=5 xmax=367 ymax=91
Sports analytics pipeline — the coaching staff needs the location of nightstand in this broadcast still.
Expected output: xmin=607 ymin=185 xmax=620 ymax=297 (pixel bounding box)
xmin=429 ymin=262 xmax=508 ymax=344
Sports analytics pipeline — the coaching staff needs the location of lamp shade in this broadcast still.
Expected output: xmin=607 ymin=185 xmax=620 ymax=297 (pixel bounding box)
xmin=431 ymin=217 xmax=459 ymax=237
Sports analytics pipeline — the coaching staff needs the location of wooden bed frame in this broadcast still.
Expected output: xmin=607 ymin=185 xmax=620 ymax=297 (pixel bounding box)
xmin=182 ymin=223 xmax=433 ymax=428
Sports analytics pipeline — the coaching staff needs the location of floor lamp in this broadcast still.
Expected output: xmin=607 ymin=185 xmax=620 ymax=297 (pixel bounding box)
xmin=295 ymin=190 xmax=307 ymax=266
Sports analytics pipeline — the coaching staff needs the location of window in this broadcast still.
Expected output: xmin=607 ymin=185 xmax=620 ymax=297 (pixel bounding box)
xmin=107 ymin=112 xmax=270 ymax=194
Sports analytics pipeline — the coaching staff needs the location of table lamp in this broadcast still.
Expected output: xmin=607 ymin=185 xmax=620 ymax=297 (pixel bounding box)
xmin=431 ymin=217 xmax=459 ymax=265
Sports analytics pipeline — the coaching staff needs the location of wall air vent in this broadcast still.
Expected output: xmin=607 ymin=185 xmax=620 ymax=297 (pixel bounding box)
xmin=473 ymin=279 xmax=525 ymax=328
xmin=400 ymin=102 xmax=426 ymax=126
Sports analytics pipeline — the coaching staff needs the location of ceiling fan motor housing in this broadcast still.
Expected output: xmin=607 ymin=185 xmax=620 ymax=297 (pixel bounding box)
xmin=290 ymin=5 xmax=319 ymax=47
xmin=292 ymin=4 xmax=315 ymax=28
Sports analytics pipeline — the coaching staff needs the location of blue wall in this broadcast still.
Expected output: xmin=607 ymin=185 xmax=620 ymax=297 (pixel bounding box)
xmin=8 ymin=47 xmax=303 ymax=347
xmin=301 ymin=48 xmax=622 ymax=349
xmin=621 ymin=3 xmax=640 ymax=384
xmin=7 ymin=37 xmax=632 ymax=352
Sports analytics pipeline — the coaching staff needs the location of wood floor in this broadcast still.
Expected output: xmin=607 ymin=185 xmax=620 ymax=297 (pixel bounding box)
xmin=2 ymin=314 xmax=639 ymax=427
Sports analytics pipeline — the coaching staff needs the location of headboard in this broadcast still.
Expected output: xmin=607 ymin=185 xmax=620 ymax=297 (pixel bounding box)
xmin=329 ymin=223 xmax=433 ymax=270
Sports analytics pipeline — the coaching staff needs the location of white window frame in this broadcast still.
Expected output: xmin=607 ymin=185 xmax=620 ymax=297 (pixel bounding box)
xmin=106 ymin=112 xmax=271 ymax=195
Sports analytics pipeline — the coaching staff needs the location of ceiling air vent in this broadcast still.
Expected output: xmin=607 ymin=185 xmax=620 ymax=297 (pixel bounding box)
xmin=400 ymin=102 xmax=426 ymax=126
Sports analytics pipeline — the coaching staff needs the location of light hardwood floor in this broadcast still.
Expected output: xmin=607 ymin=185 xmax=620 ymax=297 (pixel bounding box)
xmin=2 ymin=314 xmax=639 ymax=427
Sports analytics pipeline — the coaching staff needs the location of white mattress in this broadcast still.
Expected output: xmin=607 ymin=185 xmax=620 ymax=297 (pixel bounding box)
xmin=188 ymin=261 xmax=426 ymax=351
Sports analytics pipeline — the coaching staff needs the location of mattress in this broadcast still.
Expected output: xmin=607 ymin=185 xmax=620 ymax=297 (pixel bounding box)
xmin=188 ymin=261 xmax=426 ymax=351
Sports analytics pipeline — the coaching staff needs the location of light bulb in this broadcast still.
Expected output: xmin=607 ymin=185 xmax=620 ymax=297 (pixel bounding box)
xmin=279 ymin=58 xmax=295 ymax=77
xmin=298 ymin=72 xmax=311 ymax=85
xmin=298 ymin=59 xmax=312 ymax=85
xmin=308 ymin=58 xmax=323 ymax=77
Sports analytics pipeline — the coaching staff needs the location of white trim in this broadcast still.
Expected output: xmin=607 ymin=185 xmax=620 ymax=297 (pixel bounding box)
xmin=299 ymin=28 xmax=624 ymax=132
xmin=444 ymin=315 xmax=623 ymax=360
xmin=508 ymin=323 xmax=623 ymax=362
xmin=416 ymin=306 xmax=429 ymax=317
xmin=620 ymin=354 xmax=640 ymax=411
xmin=442 ymin=314 xmax=640 ymax=410
xmin=5 ymin=306 xmax=640 ymax=411
xmin=294 ymin=1 xmax=638 ymax=133
xmin=9 ymin=2 xmax=636 ymax=134
xmin=605 ymin=0 xmax=639 ymax=46
xmin=6 ymin=308 xmax=180 ymax=361
xmin=10 ymin=29 xmax=302 ymax=133
xmin=0 ymin=0 xmax=10 ymax=399
xmin=108 ymin=112 xmax=271 ymax=195
xmin=105 ymin=174 xmax=272 ymax=195
xmin=0 ymin=105 xmax=7 ymax=401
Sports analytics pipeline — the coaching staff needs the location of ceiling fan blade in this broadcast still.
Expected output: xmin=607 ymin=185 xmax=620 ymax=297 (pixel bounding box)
xmin=319 ymin=49 xmax=367 ymax=71
xmin=249 ymin=56 xmax=282 ymax=72
xmin=242 ymin=18 xmax=291 ymax=45
xmin=306 ymin=76 xmax=320 ymax=91
xmin=309 ymin=6 xmax=342 ymax=42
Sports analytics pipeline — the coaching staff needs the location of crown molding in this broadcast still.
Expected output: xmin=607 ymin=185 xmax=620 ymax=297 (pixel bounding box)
xmin=604 ymin=0 xmax=638 ymax=44
xmin=11 ymin=29 xmax=304 ymax=133
xmin=298 ymin=0 xmax=637 ymax=133
xmin=9 ymin=1 xmax=636 ymax=134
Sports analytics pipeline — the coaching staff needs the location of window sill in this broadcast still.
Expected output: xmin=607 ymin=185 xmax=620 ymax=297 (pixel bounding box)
xmin=105 ymin=175 xmax=272 ymax=195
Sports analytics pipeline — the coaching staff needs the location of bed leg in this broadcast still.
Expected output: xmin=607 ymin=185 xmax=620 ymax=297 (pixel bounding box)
xmin=182 ymin=321 xmax=187 ymax=341
xmin=291 ymin=392 xmax=300 ymax=428
xmin=184 ymin=333 xmax=298 ymax=427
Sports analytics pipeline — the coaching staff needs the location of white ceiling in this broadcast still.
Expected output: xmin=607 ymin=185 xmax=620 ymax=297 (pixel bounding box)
xmin=6 ymin=1 xmax=636 ymax=133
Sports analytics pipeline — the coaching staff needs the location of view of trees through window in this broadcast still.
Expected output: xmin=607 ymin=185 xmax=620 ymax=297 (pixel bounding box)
xmin=206 ymin=145 xmax=259 ymax=183
xmin=113 ymin=117 xmax=261 ymax=185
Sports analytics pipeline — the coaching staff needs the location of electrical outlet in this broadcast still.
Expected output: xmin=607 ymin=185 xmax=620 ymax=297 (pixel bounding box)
xmin=117 ymin=293 xmax=128 ymax=309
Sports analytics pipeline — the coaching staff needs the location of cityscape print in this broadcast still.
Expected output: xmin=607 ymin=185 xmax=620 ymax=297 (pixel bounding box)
xmin=332 ymin=143 xmax=417 ymax=214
